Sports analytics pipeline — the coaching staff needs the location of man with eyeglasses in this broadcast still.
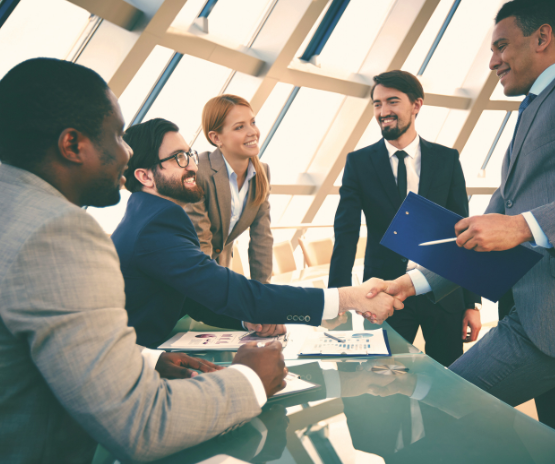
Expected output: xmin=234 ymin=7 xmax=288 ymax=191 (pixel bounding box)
xmin=112 ymin=118 xmax=405 ymax=361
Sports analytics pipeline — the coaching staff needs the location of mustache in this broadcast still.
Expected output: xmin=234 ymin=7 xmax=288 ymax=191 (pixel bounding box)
xmin=181 ymin=171 xmax=196 ymax=182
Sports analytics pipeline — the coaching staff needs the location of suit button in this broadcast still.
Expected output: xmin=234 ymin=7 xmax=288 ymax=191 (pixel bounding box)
xmin=293 ymin=315 xmax=299 ymax=321
xmin=506 ymin=200 xmax=513 ymax=208
xmin=305 ymin=316 xmax=310 ymax=322
xmin=299 ymin=316 xmax=305 ymax=322
xmin=286 ymin=315 xmax=292 ymax=321
xmin=401 ymin=258 xmax=407 ymax=263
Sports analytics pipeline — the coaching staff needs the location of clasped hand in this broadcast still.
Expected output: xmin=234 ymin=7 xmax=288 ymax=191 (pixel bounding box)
xmin=338 ymin=277 xmax=406 ymax=325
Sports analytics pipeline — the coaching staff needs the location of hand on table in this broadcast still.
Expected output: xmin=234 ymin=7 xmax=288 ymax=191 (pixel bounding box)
xmin=339 ymin=277 xmax=404 ymax=324
xmin=155 ymin=352 xmax=224 ymax=379
xmin=455 ymin=213 xmax=532 ymax=252
xmin=244 ymin=323 xmax=287 ymax=337
xmin=321 ymin=312 xmax=350 ymax=330
xmin=462 ymin=308 xmax=482 ymax=342
xmin=233 ymin=341 xmax=287 ymax=397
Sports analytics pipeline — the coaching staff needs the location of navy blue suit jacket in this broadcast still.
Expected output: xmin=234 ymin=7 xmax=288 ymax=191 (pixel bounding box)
xmin=329 ymin=138 xmax=479 ymax=313
xmin=112 ymin=192 xmax=323 ymax=348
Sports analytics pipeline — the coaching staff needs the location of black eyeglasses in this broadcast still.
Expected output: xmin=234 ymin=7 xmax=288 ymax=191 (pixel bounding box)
xmin=155 ymin=148 xmax=199 ymax=168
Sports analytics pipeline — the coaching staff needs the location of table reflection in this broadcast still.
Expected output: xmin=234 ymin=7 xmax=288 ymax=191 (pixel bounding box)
xmin=123 ymin=355 xmax=555 ymax=464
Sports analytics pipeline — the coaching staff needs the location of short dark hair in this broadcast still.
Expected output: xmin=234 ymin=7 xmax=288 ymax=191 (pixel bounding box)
xmin=371 ymin=70 xmax=424 ymax=103
xmin=123 ymin=118 xmax=179 ymax=193
xmin=496 ymin=0 xmax=555 ymax=36
xmin=0 ymin=58 xmax=112 ymax=169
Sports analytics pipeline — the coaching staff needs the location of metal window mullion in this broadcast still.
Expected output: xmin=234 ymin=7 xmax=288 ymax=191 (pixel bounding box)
xmin=259 ymin=86 xmax=301 ymax=158
xmin=129 ymin=52 xmax=184 ymax=127
xmin=417 ymin=0 xmax=461 ymax=76
xmin=300 ymin=0 xmax=351 ymax=62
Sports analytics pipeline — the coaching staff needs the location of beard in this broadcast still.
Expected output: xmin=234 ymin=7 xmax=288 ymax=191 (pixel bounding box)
xmin=154 ymin=169 xmax=204 ymax=203
xmin=85 ymin=176 xmax=122 ymax=207
xmin=380 ymin=117 xmax=411 ymax=141
xmin=83 ymin=144 xmax=125 ymax=208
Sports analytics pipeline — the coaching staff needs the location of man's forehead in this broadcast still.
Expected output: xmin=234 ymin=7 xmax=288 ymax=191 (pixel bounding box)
xmin=492 ymin=16 xmax=521 ymax=44
xmin=159 ymin=131 xmax=189 ymax=157
xmin=373 ymin=85 xmax=407 ymax=100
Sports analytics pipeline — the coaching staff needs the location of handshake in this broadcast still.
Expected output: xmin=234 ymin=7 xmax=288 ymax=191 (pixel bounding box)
xmin=336 ymin=274 xmax=416 ymax=324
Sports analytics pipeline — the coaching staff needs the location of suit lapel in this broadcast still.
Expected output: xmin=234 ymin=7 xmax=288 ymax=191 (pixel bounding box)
xmin=370 ymin=139 xmax=401 ymax=209
xmin=227 ymin=175 xmax=258 ymax=244
xmin=504 ymin=78 xmax=555 ymax=195
xmin=209 ymin=149 xmax=232 ymax=244
xmin=418 ymin=138 xmax=439 ymax=198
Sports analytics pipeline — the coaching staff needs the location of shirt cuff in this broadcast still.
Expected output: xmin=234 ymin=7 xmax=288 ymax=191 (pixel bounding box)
xmin=229 ymin=364 xmax=267 ymax=408
xmin=322 ymin=288 xmax=340 ymax=320
xmin=321 ymin=368 xmax=341 ymax=398
xmin=410 ymin=374 xmax=432 ymax=401
xmin=407 ymin=269 xmax=432 ymax=296
xmin=141 ymin=347 xmax=165 ymax=370
xmin=522 ymin=212 xmax=553 ymax=248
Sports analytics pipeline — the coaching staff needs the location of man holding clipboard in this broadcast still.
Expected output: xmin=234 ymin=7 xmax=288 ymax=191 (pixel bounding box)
xmin=384 ymin=0 xmax=555 ymax=429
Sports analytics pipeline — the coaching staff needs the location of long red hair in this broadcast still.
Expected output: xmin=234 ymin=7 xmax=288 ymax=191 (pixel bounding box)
xmin=202 ymin=94 xmax=269 ymax=207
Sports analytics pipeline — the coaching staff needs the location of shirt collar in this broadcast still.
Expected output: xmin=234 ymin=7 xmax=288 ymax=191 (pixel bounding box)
xmin=222 ymin=155 xmax=257 ymax=182
xmin=530 ymin=63 xmax=555 ymax=96
xmin=385 ymin=134 xmax=420 ymax=159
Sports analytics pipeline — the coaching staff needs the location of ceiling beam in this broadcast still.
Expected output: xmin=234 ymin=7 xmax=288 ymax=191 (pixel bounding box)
xmin=160 ymin=28 xmax=265 ymax=76
xmin=67 ymin=0 xmax=143 ymax=31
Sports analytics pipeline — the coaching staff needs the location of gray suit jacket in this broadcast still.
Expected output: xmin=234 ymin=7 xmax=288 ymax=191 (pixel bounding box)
xmin=421 ymin=76 xmax=555 ymax=357
xmin=185 ymin=149 xmax=273 ymax=283
xmin=0 ymin=164 xmax=261 ymax=463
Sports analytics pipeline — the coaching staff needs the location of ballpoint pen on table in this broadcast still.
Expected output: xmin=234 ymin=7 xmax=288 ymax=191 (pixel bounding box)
xmin=419 ymin=237 xmax=458 ymax=246
xmin=324 ymin=332 xmax=346 ymax=343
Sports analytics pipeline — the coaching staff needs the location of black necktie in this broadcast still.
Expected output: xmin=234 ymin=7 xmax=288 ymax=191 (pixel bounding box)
xmin=396 ymin=150 xmax=408 ymax=199
xmin=509 ymin=93 xmax=536 ymax=159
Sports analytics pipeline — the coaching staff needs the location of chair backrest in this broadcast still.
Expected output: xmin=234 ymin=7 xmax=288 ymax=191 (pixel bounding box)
xmin=272 ymin=240 xmax=297 ymax=275
xmin=355 ymin=235 xmax=367 ymax=260
xmin=230 ymin=244 xmax=244 ymax=275
xmin=298 ymin=237 xmax=334 ymax=267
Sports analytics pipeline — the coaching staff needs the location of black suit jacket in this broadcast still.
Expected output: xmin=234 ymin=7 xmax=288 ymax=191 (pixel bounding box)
xmin=329 ymin=138 xmax=479 ymax=313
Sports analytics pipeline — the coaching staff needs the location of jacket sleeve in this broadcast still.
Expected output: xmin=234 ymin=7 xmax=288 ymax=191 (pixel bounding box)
xmin=133 ymin=205 xmax=324 ymax=326
xmin=329 ymin=153 xmax=362 ymax=288
xmin=183 ymin=298 xmax=245 ymax=331
xmin=1 ymin=209 xmax=261 ymax=462
xmin=248 ymin=163 xmax=274 ymax=284
xmin=184 ymin=172 xmax=214 ymax=257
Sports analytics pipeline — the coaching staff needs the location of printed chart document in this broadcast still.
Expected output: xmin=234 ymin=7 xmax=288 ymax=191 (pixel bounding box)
xmin=298 ymin=329 xmax=391 ymax=357
xmin=159 ymin=331 xmax=288 ymax=351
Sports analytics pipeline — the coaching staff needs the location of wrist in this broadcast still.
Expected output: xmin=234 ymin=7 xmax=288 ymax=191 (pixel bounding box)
xmin=516 ymin=214 xmax=533 ymax=243
xmin=338 ymin=287 xmax=353 ymax=314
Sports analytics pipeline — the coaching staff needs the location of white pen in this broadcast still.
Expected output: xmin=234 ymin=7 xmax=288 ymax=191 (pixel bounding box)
xmin=419 ymin=237 xmax=458 ymax=246
xmin=324 ymin=332 xmax=346 ymax=343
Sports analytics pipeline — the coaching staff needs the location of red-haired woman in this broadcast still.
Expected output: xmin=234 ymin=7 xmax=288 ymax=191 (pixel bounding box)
xmin=185 ymin=94 xmax=273 ymax=284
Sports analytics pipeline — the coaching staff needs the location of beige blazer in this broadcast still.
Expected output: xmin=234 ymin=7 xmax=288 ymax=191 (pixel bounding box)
xmin=185 ymin=149 xmax=273 ymax=283
xmin=0 ymin=164 xmax=261 ymax=463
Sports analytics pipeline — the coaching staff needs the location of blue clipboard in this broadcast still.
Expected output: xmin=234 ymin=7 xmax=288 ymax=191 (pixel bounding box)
xmin=379 ymin=192 xmax=542 ymax=302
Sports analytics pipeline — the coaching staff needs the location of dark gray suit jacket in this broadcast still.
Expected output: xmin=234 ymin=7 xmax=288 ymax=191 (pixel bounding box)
xmin=422 ymin=77 xmax=555 ymax=357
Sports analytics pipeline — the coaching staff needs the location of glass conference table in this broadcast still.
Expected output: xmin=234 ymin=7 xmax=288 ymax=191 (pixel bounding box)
xmin=93 ymin=320 xmax=555 ymax=464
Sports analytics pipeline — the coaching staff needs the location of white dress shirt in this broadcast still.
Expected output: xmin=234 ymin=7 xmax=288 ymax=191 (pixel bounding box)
xmin=222 ymin=156 xmax=257 ymax=236
xmin=385 ymin=134 xmax=422 ymax=196
xmin=386 ymin=135 xmax=421 ymax=271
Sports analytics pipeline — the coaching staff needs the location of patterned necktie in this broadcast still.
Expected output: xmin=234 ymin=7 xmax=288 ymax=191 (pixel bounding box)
xmin=396 ymin=150 xmax=408 ymax=199
xmin=509 ymin=93 xmax=537 ymax=159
